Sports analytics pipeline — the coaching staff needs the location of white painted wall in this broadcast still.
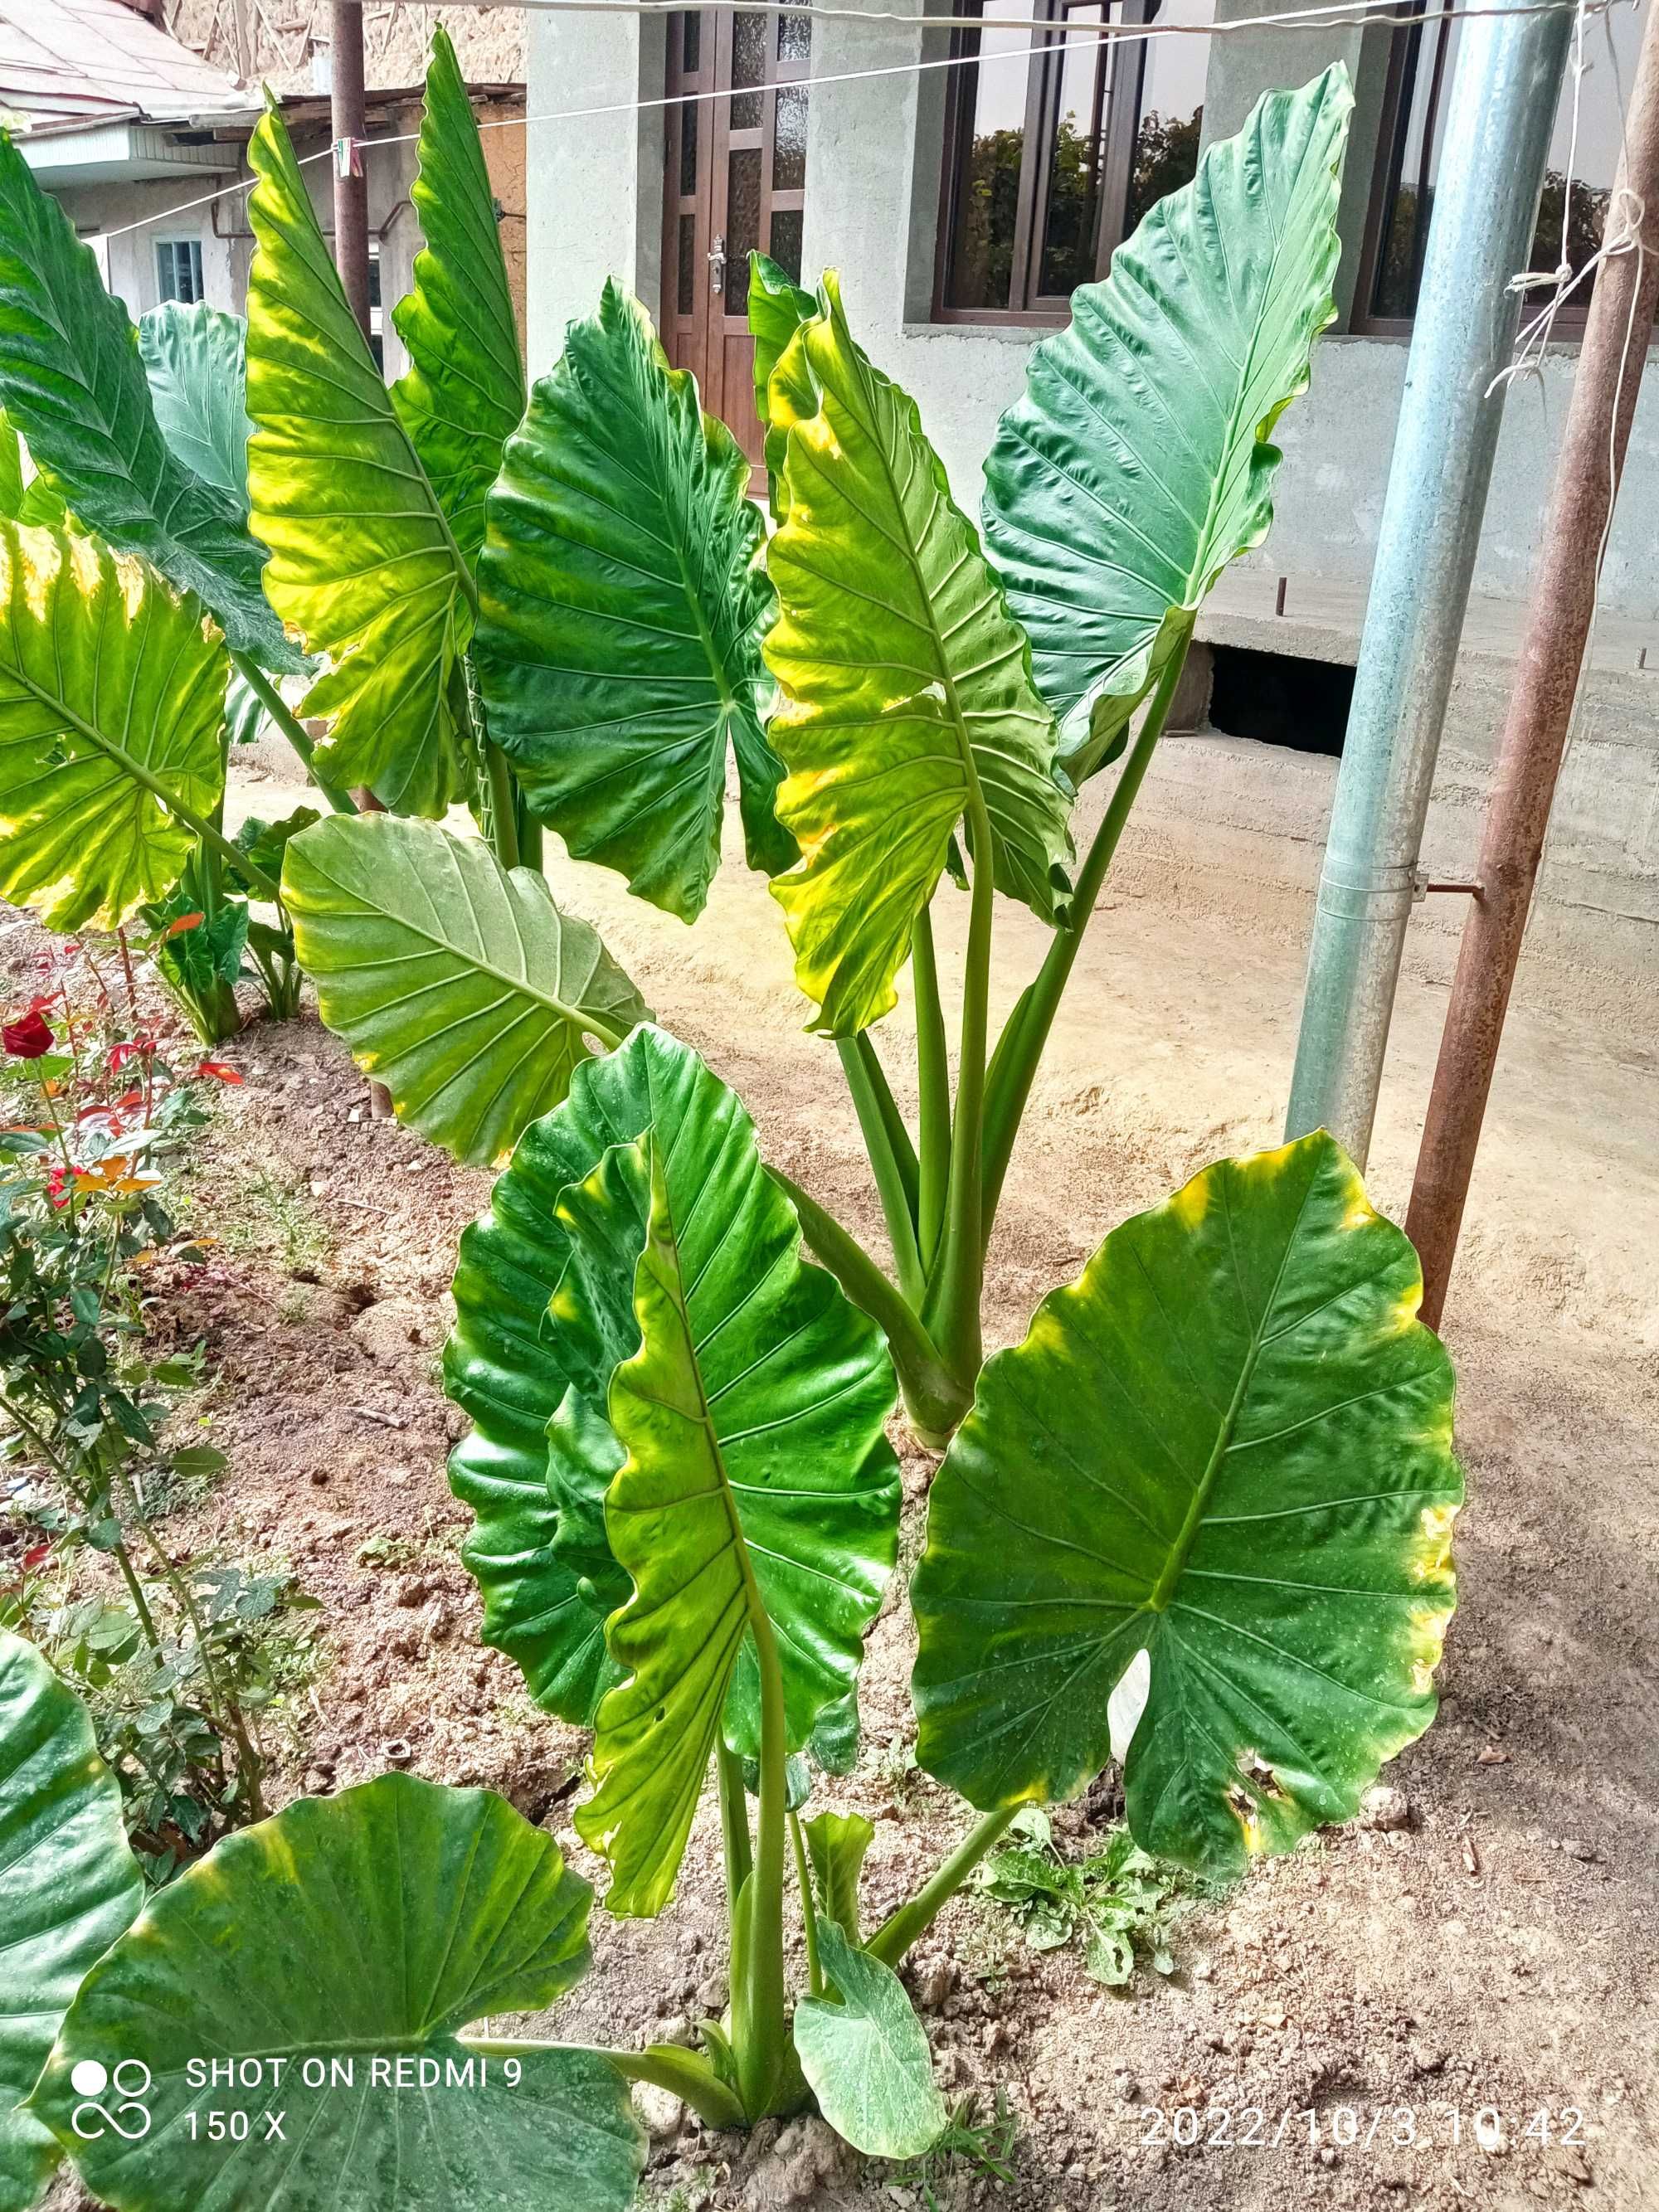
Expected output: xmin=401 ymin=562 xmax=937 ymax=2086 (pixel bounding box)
xmin=46 ymin=124 xmax=422 ymax=379
xmin=523 ymin=7 xmax=665 ymax=376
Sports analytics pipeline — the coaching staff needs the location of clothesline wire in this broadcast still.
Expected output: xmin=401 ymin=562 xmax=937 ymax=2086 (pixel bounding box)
xmin=97 ymin=0 xmax=1626 ymax=242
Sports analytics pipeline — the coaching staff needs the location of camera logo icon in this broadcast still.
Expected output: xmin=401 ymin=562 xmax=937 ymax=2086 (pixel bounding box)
xmin=69 ymin=2059 xmax=153 ymax=2142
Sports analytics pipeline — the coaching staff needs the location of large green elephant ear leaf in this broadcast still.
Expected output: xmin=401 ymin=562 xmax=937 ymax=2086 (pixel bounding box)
xmin=747 ymin=250 xmax=816 ymax=521
xmin=283 ymin=813 xmax=649 ymax=1168
xmin=764 ymin=273 xmax=1073 ymax=1036
xmin=982 ymin=66 xmax=1353 ymax=782
xmin=137 ymin=302 xmax=252 ymax=508
xmin=246 ymin=101 xmax=473 ymax=814
xmin=0 ymin=522 xmax=227 ymax=930
xmin=474 ymin=281 xmax=792 ymax=924
xmin=911 ymin=1129 xmax=1461 ymax=1879
xmin=32 ymin=1776 xmax=644 ymax=2212
xmin=0 ymin=134 xmax=293 ymax=668
xmin=571 ymin=1057 xmax=901 ymax=1915
xmin=391 ymin=24 xmax=527 ymax=566
xmin=445 ymin=1027 xmax=900 ymax=1823
xmin=445 ymin=1085 xmax=639 ymax=1728
xmin=0 ymin=1631 xmax=143 ymax=2212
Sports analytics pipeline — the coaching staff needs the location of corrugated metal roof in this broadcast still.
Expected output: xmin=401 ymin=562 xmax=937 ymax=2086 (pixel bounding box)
xmin=0 ymin=0 xmax=244 ymax=136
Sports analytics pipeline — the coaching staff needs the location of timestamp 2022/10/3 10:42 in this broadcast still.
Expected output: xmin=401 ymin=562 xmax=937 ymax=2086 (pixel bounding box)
xmin=1132 ymin=2103 xmax=1593 ymax=2155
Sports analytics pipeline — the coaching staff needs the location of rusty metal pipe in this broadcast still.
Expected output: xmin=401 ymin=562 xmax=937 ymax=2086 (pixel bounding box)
xmin=1405 ymin=0 xmax=1659 ymax=1330
xmin=330 ymin=0 xmax=372 ymax=338
xmin=1283 ymin=0 xmax=1574 ymax=1165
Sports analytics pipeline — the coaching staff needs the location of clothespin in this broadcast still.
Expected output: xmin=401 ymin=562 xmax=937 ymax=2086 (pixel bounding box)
xmin=333 ymin=136 xmax=362 ymax=180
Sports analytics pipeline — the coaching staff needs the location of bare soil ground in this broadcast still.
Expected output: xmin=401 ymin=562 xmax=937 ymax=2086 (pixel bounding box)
xmin=27 ymin=745 xmax=1659 ymax=2212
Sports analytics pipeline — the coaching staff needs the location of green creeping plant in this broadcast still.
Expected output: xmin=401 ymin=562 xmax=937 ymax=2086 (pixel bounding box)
xmin=7 ymin=1032 xmax=1461 ymax=2210
xmin=0 ymin=44 xmax=1465 ymax=2212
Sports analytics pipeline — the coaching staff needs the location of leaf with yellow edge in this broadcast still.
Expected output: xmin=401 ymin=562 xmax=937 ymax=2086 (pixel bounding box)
xmin=0 ymin=522 xmax=226 ymax=930
xmin=568 ymin=1031 xmax=900 ymax=1917
xmin=982 ymin=68 xmax=1352 ymax=781
xmin=391 ymin=27 xmax=527 ymax=565
xmin=763 ymin=274 xmax=1072 ymax=1036
xmin=910 ymin=1130 xmax=1461 ymax=1879
xmin=245 ymin=101 xmax=472 ymax=814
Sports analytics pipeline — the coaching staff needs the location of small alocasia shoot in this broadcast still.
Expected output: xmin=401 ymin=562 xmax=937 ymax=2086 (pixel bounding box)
xmin=792 ymin=1925 xmax=947 ymax=2158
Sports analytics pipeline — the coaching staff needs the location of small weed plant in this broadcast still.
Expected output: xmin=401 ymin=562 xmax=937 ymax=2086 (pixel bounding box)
xmin=977 ymin=1808 xmax=1194 ymax=1988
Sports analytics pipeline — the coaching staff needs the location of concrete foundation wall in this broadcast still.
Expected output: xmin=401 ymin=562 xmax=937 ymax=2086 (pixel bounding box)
xmin=1150 ymin=646 xmax=1659 ymax=986
xmin=1253 ymin=338 xmax=1659 ymax=620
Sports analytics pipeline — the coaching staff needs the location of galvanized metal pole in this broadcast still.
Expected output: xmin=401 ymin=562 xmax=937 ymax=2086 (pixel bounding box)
xmin=1407 ymin=0 xmax=1659 ymax=1329
xmin=1284 ymin=0 xmax=1574 ymax=1164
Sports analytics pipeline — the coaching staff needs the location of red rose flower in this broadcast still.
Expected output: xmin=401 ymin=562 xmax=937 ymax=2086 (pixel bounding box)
xmin=3 ymin=1006 xmax=55 ymax=1059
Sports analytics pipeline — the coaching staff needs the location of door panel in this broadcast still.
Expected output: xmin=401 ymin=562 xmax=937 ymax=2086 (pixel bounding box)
xmin=663 ymin=5 xmax=810 ymax=462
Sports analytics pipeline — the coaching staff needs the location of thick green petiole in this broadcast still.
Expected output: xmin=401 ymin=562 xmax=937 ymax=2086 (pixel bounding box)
xmin=979 ymin=639 xmax=1192 ymax=1249
xmin=228 ymin=654 xmax=357 ymax=815
xmin=787 ymin=1808 xmax=824 ymax=1998
xmin=835 ymin=1035 xmax=922 ymax=1303
xmin=483 ymin=739 xmax=521 ymax=872
xmin=910 ymin=907 xmax=952 ymax=1273
xmin=772 ymin=1170 xmax=966 ymax=1441
xmin=921 ymin=792 xmax=995 ymax=1398
xmin=728 ymin=1582 xmax=791 ymax=2118
xmin=472 ymin=2040 xmax=747 ymax=2132
xmin=863 ymin=1805 xmax=1021 ymax=1968
xmin=717 ymin=1737 xmax=753 ymax=1907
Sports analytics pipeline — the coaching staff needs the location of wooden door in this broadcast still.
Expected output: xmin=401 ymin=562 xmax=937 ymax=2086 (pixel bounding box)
xmin=662 ymin=6 xmax=810 ymax=464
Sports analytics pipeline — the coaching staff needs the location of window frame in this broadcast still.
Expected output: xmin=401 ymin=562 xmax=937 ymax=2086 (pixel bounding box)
xmin=1353 ymin=0 xmax=1603 ymax=338
xmin=153 ymin=234 xmax=204 ymax=307
xmin=932 ymin=0 xmax=1156 ymax=327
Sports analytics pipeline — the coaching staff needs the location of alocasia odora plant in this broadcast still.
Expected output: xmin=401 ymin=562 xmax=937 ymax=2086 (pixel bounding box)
xmin=6 ymin=1032 xmax=1461 ymax=2206
xmin=0 ymin=37 xmax=1355 ymax=1441
xmin=0 ymin=42 xmax=1467 ymax=2212
xmin=280 ymin=64 xmax=1358 ymax=1446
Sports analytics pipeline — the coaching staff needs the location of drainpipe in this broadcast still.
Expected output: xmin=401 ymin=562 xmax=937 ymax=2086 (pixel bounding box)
xmin=1406 ymin=0 xmax=1659 ymax=1329
xmin=1283 ymin=0 xmax=1575 ymax=1166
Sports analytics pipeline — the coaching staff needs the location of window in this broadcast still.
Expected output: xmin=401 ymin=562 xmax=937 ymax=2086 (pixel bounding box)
xmin=154 ymin=236 xmax=203 ymax=304
xmin=367 ymin=241 xmax=384 ymax=373
xmin=935 ymin=0 xmax=1211 ymax=323
xmin=1358 ymin=0 xmax=1643 ymax=332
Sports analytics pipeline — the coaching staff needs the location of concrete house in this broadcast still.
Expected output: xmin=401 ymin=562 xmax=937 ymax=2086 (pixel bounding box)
xmin=3 ymin=0 xmax=527 ymax=382
xmin=529 ymin=0 xmax=1658 ymax=983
